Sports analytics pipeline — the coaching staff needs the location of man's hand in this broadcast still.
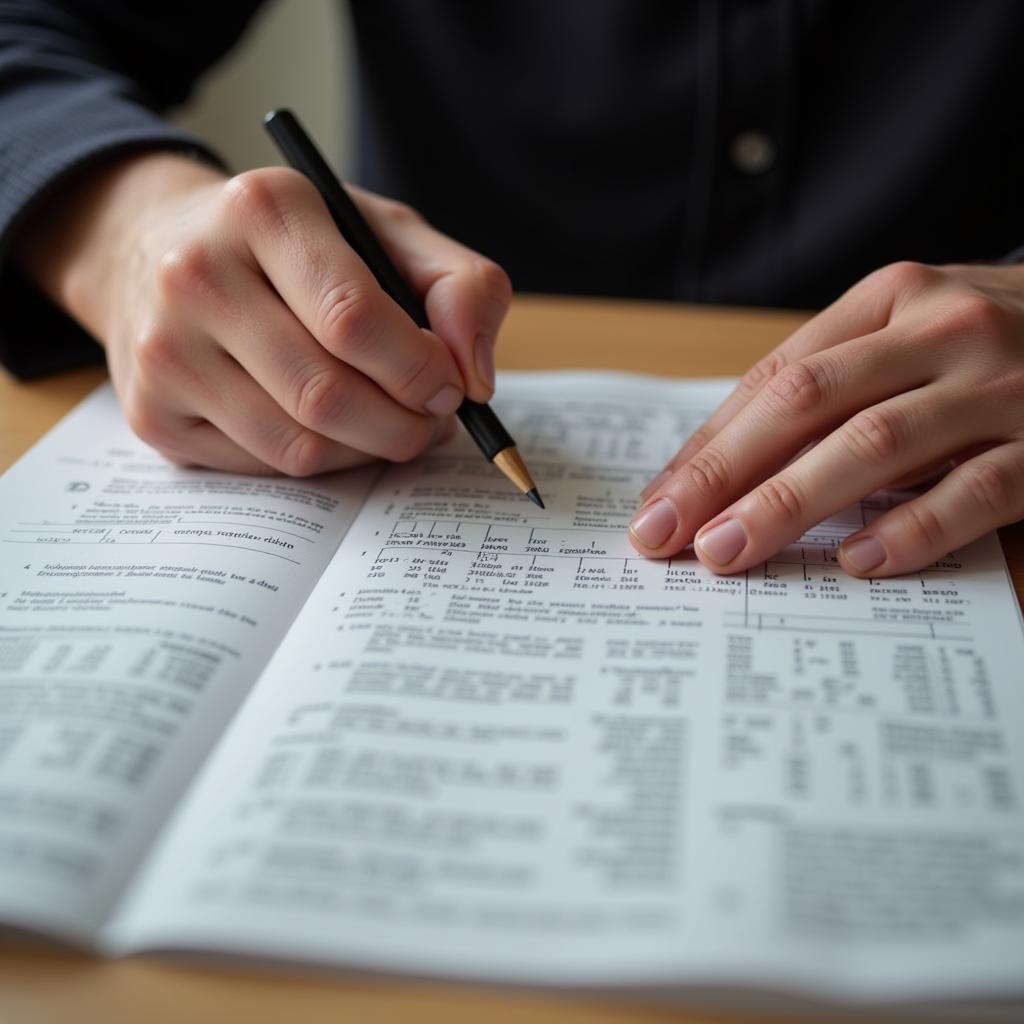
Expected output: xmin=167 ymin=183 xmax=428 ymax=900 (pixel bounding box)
xmin=15 ymin=153 xmax=511 ymax=474
xmin=629 ymin=261 xmax=1024 ymax=577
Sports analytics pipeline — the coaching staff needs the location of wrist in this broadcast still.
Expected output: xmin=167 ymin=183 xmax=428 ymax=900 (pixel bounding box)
xmin=12 ymin=151 xmax=224 ymax=343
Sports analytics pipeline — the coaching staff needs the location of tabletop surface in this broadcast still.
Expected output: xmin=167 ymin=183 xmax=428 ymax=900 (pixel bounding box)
xmin=1 ymin=294 xmax=1021 ymax=1024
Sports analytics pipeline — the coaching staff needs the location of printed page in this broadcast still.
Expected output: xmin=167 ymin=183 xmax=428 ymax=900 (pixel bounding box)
xmin=0 ymin=385 xmax=376 ymax=942
xmin=114 ymin=374 xmax=1024 ymax=1001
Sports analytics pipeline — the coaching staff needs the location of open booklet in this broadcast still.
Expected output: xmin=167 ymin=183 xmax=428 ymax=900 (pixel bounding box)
xmin=2 ymin=373 xmax=1023 ymax=1019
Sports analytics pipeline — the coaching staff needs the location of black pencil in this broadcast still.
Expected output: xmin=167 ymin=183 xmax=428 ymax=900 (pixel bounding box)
xmin=263 ymin=108 xmax=543 ymax=509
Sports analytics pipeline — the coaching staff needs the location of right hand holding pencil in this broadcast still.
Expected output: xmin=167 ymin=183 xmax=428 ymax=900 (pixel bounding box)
xmin=14 ymin=152 xmax=511 ymax=474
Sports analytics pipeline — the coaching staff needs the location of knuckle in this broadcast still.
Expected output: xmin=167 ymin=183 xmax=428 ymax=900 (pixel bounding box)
xmin=841 ymin=405 xmax=907 ymax=466
xmin=291 ymin=364 xmax=353 ymax=432
xmin=222 ymin=170 xmax=276 ymax=221
xmin=134 ymin=323 xmax=182 ymax=377
xmin=473 ymin=257 xmax=513 ymax=306
xmin=375 ymin=196 xmax=420 ymax=225
xmin=960 ymin=460 xmax=1016 ymax=518
xmin=876 ymin=260 xmax=937 ymax=295
xmin=155 ymin=240 xmax=216 ymax=299
xmin=764 ymin=359 xmax=833 ymax=418
xmin=394 ymin=349 xmax=436 ymax=401
xmin=221 ymin=167 xmax=309 ymax=231
xmin=754 ymin=476 xmax=805 ymax=522
xmin=123 ymin=392 xmax=170 ymax=449
xmin=274 ymin=426 xmax=331 ymax=478
xmin=682 ymin=446 xmax=732 ymax=499
xmin=316 ymin=280 xmax=379 ymax=356
xmin=738 ymin=350 xmax=787 ymax=398
xmin=940 ymin=293 xmax=1010 ymax=339
xmin=898 ymin=501 xmax=947 ymax=551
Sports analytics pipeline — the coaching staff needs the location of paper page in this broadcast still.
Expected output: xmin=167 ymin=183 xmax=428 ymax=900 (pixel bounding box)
xmin=0 ymin=385 xmax=376 ymax=941
xmin=113 ymin=374 xmax=1024 ymax=1000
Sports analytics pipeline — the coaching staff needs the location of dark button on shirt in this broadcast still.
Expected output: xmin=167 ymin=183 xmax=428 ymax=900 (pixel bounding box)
xmin=351 ymin=1 xmax=1023 ymax=309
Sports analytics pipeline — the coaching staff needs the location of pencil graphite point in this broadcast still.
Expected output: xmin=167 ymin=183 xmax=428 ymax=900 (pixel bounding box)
xmin=526 ymin=488 xmax=545 ymax=509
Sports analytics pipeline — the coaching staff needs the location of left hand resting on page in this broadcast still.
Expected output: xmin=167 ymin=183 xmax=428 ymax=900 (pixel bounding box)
xmin=628 ymin=260 xmax=1024 ymax=578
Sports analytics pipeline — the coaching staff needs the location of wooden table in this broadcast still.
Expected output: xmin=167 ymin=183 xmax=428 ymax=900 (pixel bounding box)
xmin=1 ymin=295 xmax=1022 ymax=1024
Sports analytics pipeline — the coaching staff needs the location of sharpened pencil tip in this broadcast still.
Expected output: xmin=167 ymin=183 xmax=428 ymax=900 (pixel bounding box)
xmin=526 ymin=488 xmax=545 ymax=509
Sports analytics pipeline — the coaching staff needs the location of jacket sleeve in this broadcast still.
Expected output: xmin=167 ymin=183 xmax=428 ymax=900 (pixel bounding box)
xmin=0 ymin=0 xmax=265 ymax=378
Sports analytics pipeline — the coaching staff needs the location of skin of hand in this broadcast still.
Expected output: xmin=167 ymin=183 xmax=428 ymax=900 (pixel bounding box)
xmin=14 ymin=153 xmax=512 ymax=475
xmin=629 ymin=260 xmax=1024 ymax=579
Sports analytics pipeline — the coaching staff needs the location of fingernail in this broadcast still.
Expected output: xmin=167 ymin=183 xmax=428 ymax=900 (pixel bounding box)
xmin=629 ymin=497 xmax=678 ymax=549
xmin=425 ymin=384 xmax=463 ymax=417
xmin=696 ymin=518 xmax=747 ymax=566
xmin=474 ymin=332 xmax=496 ymax=393
xmin=640 ymin=469 xmax=673 ymax=502
xmin=840 ymin=535 xmax=886 ymax=572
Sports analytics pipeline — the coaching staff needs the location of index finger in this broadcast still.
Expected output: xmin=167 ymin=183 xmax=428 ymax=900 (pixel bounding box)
xmin=642 ymin=271 xmax=900 ymax=496
xmin=628 ymin=326 xmax=932 ymax=557
xmin=353 ymin=185 xmax=513 ymax=403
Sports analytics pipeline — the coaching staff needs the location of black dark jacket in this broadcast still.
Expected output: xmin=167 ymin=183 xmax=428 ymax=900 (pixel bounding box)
xmin=1 ymin=1 xmax=1022 ymax=377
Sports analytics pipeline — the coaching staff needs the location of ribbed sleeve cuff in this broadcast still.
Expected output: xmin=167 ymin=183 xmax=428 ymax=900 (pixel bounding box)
xmin=0 ymin=84 xmax=226 ymax=378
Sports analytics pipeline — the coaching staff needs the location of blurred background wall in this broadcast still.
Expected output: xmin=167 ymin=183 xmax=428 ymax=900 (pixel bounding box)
xmin=171 ymin=0 xmax=354 ymax=177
